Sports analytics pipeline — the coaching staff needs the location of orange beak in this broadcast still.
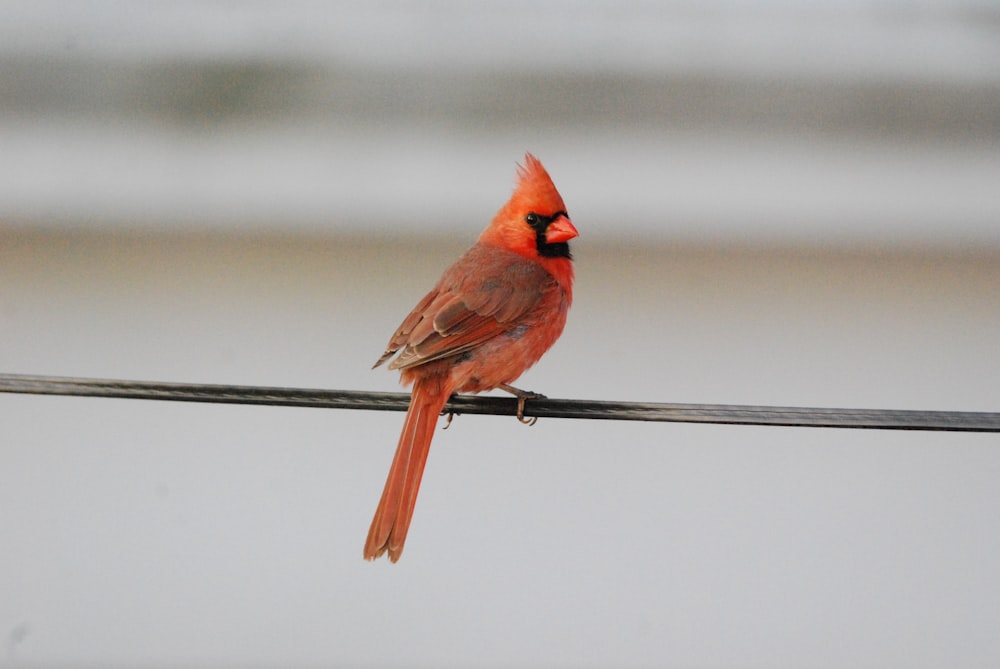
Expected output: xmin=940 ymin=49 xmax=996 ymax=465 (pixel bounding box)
xmin=545 ymin=214 xmax=579 ymax=244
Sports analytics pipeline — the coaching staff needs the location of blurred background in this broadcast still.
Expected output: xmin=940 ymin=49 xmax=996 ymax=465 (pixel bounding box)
xmin=2 ymin=0 xmax=999 ymax=667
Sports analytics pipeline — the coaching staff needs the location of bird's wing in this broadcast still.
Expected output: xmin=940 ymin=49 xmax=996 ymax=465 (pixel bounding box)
xmin=374 ymin=246 xmax=555 ymax=370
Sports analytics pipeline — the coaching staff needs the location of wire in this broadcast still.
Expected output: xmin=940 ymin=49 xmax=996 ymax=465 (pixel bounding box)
xmin=1 ymin=372 xmax=997 ymax=432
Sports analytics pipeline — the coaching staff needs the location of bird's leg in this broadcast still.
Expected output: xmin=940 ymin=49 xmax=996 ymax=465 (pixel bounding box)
xmin=498 ymin=383 xmax=546 ymax=426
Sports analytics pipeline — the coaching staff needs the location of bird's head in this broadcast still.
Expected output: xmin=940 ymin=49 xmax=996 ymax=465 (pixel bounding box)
xmin=481 ymin=153 xmax=578 ymax=261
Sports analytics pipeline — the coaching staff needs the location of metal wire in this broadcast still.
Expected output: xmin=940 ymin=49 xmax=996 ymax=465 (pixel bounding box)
xmin=1 ymin=373 xmax=998 ymax=432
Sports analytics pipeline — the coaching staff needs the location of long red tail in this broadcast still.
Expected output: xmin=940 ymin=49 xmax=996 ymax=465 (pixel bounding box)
xmin=364 ymin=374 xmax=450 ymax=562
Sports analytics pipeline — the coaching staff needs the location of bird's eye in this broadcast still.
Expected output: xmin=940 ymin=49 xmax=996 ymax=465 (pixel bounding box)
xmin=526 ymin=213 xmax=541 ymax=228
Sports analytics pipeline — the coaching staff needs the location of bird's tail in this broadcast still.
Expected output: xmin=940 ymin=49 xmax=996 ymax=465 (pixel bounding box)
xmin=364 ymin=374 xmax=450 ymax=562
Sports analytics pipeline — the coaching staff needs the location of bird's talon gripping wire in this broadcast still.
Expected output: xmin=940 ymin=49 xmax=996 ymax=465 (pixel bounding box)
xmin=441 ymin=395 xmax=461 ymax=429
xmin=499 ymin=383 xmax=544 ymax=426
xmin=515 ymin=396 xmax=538 ymax=426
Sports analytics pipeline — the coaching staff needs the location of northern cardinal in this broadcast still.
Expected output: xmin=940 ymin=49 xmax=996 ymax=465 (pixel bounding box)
xmin=364 ymin=153 xmax=577 ymax=562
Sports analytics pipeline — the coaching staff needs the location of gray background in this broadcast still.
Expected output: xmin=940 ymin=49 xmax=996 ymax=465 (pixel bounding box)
xmin=2 ymin=1 xmax=999 ymax=667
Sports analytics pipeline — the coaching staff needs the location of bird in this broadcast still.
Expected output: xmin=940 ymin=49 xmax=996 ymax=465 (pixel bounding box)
xmin=364 ymin=153 xmax=578 ymax=562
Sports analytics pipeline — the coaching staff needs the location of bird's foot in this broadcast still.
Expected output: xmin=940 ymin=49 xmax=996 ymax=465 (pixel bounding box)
xmin=441 ymin=394 xmax=460 ymax=430
xmin=498 ymin=383 xmax=546 ymax=426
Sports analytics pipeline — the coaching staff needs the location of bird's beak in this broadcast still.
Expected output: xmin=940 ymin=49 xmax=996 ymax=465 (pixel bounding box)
xmin=545 ymin=214 xmax=579 ymax=244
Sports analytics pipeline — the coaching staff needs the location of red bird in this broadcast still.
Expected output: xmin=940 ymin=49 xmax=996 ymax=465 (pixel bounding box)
xmin=364 ymin=154 xmax=578 ymax=562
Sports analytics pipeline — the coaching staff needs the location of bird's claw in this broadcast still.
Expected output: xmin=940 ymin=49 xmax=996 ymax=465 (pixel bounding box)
xmin=499 ymin=383 xmax=545 ymax=426
xmin=441 ymin=394 xmax=461 ymax=429
xmin=515 ymin=396 xmax=538 ymax=426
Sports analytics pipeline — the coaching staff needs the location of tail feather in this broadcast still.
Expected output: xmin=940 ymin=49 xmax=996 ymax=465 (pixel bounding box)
xmin=364 ymin=375 xmax=450 ymax=562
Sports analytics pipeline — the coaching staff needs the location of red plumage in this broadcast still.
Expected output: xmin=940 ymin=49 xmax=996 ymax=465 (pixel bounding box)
xmin=364 ymin=154 xmax=577 ymax=562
